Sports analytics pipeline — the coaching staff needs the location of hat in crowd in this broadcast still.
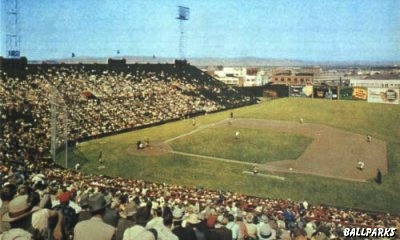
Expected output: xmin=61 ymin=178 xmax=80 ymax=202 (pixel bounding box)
xmin=260 ymin=214 xmax=269 ymax=223
xmin=2 ymin=195 xmax=40 ymax=222
xmin=58 ymin=191 xmax=71 ymax=203
xmin=79 ymin=193 xmax=90 ymax=208
xmin=216 ymin=215 xmax=228 ymax=226
xmin=315 ymin=232 xmax=329 ymax=240
xmin=172 ymin=207 xmax=184 ymax=221
xmin=31 ymin=173 xmax=46 ymax=185
xmin=0 ymin=228 xmax=32 ymax=240
xmin=246 ymin=213 xmax=254 ymax=223
xmin=186 ymin=213 xmax=200 ymax=224
xmin=124 ymin=226 xmax=155 ymax=240
xmin=151 ymin=201 xmax=159 ymax=210
xmin=88 ymin=192 xmax=109 ymax=212
xmin=104 ymin=194 xmax=112 ymax=206
xmin=259 ymin=224 xmax=273 ymax=240
xmin=121 ymin=202 xmax=138 ymax=218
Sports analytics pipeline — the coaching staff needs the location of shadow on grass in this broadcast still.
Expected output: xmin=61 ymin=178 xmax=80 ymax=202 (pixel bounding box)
xmin=56 ymin=146 xmax=90 ymax=168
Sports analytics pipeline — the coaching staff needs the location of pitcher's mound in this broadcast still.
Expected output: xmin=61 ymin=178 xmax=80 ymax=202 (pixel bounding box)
xmin=127 ymin=142 xmax=171 ymax=156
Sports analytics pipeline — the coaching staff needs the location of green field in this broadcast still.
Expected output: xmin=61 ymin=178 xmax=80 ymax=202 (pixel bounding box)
xmin=170 ymin=127 xmax=313 ymax=163
xmin=58 ymin=98 xmax=400 ymax=213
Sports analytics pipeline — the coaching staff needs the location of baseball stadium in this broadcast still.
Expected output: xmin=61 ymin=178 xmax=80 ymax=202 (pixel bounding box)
xmin=1 ymin=1 xmax=400 ymax=240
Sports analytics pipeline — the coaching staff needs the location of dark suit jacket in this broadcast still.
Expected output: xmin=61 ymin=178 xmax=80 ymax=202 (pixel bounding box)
xmin=173 ymin=226 xmax=198 ymax=240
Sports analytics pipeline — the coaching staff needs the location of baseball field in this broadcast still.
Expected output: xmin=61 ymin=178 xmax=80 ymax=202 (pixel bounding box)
xmin=59 ymin=98 xmax=400 ymax=213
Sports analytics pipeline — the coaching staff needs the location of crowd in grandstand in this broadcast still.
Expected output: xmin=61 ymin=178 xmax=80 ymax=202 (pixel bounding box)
xmin=1 ymin=63 xmax=254 ymax=142
xmin=1 ymin=63 xmax=399 ymax=239
xmin=1 ymin=63 xmax=253 ymax=163
xmin=0 ymin=161 xmax=399 ymax=240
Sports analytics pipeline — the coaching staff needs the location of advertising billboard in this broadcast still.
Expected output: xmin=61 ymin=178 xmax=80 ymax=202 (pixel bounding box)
xmin=289 ymin=85 xmax=313 ymax=98
xmin=339 ymin=87 xmax=368 ymax=101
xmin=339 ymin=87 xmax=353 ymax=100
xmin=310 ymin=86 xmax=338 ymax=99
xmin=367 ymin=88 xmax=399 ymax=104
xmin=352 ymin=87 xmax=368 ymax=101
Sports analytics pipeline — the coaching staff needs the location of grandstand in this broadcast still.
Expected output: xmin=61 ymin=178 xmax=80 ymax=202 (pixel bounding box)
xmin=1 ymin=58 xmax=256 ymax=154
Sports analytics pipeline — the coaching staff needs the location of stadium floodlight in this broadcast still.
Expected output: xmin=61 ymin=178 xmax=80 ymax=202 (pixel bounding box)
xmin=177 ymin=6 xmax=190 ymax=20
xmin=176 ymin=6 xmax=190 ymax=60
xmin=5 ymin=0 xmax=21 ymax=58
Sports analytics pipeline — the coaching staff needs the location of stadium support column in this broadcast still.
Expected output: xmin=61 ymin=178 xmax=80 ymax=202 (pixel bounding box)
xmin=179 ymin=20 xmax=185 ymax=59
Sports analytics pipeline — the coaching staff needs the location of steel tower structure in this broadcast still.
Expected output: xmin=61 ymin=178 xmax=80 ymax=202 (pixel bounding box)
xmin=176 ymin=6 xmax=190 ymax=60
xmin=5 ymin=0 xmax=20 ymax=58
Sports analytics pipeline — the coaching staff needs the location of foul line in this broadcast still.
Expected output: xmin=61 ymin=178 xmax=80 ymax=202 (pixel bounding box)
xmin=164 ymin=118 xmax=228 ymax=143
xmin=242 ymin=171 xmax=286 ymax=181
xmin=170 ymin=150 xmax=252 ymax=166
xmin=171 ymin=150 xmax=366 ymax=182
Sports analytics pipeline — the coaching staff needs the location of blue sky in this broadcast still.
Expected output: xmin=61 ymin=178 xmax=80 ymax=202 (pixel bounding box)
xmin=1 ymin=0 xmax=399 ymax=61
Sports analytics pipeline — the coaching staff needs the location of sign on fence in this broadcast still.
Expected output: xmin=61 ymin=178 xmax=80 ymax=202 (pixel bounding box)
xmin=289 ymin=85 xmax=313 ymax=98
xmin=367 ymin=88 xmax=399 ymax=104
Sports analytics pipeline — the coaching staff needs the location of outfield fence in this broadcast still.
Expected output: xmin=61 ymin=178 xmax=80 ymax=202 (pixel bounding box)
xmin=259 ymin=85 xmax=400 ymax=104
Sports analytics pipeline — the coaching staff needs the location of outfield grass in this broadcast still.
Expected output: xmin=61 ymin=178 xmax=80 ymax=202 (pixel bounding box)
xmin=170 ymin=127 xmax=313 ymax=163
xmin=58 ymin=98 xmax=400 ymax=213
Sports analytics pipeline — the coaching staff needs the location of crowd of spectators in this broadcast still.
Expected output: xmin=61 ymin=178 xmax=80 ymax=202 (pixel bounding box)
xmin=1 ymin=63 xmax=254 ymax=162
xmin=1 ymin=63 xmax=399 ymax=239
xmin=0 ymin=162 xmax=399 ymax=239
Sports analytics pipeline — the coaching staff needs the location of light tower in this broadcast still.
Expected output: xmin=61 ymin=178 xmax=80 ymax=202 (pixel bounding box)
xmin=5 ymin=0 xmax=20 ymax=58
xmin=176 ymin=6 xmax=190 ymax=60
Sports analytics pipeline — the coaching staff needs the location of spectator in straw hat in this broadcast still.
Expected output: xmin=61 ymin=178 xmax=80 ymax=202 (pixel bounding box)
xmin=30 ymin=191 xmax=64 ymax=240
xmin=0 ymin=228 xmax=32 ymax=240
xmin=74 ymin=192 xmax=116 ymax=240
xmin=208 ymin=215 xmax=232 ymax=240
xmin=172 ymin=207 xmax=197 ymax=240
xmin=258 ymin=223 xmax=274 ymax=240
xmin=123 ymin=205 xmax=156 ymax=240
xmin=0 ymin=184 xmax=16 ymax=234
xmin=1 ymin=194 xmax=62 ymax=240
xmin=186 ymin=213 xmax=206 ymax=240
xmin=257 ymin=215 xmax=274 ymax=240
xmin=116 ymin=201 xmax=137 ymax=240
xmin=244 ymin=213 xmax=257 ymax=240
